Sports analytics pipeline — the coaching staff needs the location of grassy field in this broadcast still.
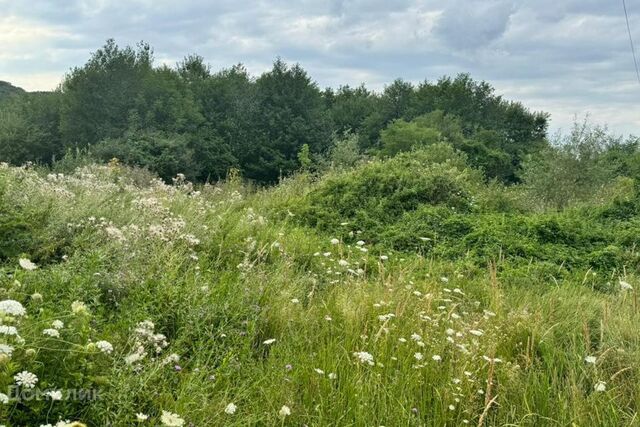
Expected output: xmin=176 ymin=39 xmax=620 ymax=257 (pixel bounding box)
xmin=0 ymin=162 xmax=639 ymax=426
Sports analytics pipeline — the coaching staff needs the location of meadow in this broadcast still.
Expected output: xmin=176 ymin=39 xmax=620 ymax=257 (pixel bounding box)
xmin=1 ymin=149 xmax=640 ymax=426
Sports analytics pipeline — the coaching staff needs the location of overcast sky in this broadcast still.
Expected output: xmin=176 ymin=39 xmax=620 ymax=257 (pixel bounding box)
xmin=1 ymin=0 xmax=639 ymax=135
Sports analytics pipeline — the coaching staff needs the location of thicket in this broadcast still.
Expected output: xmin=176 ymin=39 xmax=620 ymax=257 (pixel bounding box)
xmin=0 ymin=39 xmax=546 ymax=184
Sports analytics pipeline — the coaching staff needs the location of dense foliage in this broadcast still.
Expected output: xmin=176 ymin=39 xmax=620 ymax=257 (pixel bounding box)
xmin=1 ymin=160 xmax=640 ymax=425
xmin=0 ymin=40 xmax=547 ymax=184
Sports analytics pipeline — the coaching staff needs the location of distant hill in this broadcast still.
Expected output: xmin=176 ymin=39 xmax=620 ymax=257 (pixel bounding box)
xmin=0 ymin=81 xmax=25 ymax=101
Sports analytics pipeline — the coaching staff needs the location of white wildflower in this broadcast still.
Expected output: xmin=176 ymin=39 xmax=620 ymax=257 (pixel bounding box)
xmin=432 ymin=355 xmax=442 ymax=362
xmin=0 ymin=393 xmax=8 ymax=404
xmin=14 ymin=371 xmax=38 ymax=388
xmin=0 ymin=300 xmax=26 ymax=316
xmin=52 ymin=320 xmax=64 ymax=329
xmin=594 ymin=381 xmax=606 ymax=392
xmin=42 ymin=328 xmax=60 ymax=338
xmin=224 ymin=403 xmax=237 ymax=415
xmin=414 ymin=352 xmax=424 ymax=361
xmin=96 ymin=340 xmax=114 ymax=354
xmin=160 ymin=410 xmax=185 ymax=426
xmin=279 ymin=405 xmax=291 ymax=417
xmin=353 ymin=351 xmax=374 ymax=365
xmin=136 ymin=413 xmax=149 ymax=421
xmin=18 ymin=258 xmax=37 ymax=271
xmin=584 ymin=356 xmax=597 ymax=364
xmin=0 ymin=344 xmax=14 ymax=356
xmin=330 ymin=238 xmax=340 ymax=245
xmin=46 ymin=390 xmax=63 ymax=401
xmin=263 ymin=338 xmax=276 ymax=345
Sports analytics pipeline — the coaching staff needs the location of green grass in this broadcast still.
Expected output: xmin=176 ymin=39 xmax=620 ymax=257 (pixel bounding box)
xmin=0 ymin=163 xmax=639 ymax=426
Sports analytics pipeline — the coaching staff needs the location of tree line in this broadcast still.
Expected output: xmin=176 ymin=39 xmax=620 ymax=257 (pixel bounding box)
xmin=0 ymin=39 xmax=549 ymax=183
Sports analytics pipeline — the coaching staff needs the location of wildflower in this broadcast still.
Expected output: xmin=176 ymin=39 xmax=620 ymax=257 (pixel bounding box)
xmin=162 ymin=353 xmax=180 ymax=365
xmin=160 ymin=410 xmax=185 ymax=426
xmin=432 ymin=355 xmax=442 ymax=362
xmin=330 ymin=238 xmax=340 ymax=245
xmin=290 ymin=298 xmax=300 ymax=304
xmin=414 ymin=352 xmax=424 ymax=361
xmin=263 ymin=338 xmax=276 ymax=345
xmin=96 ymin=340 xmax=114 ymax=354
xmin=43 ymin=328 xmax=60 ymax=338
xmin=31 ymin=292 xmax=43 ymax=302
xmin=356 ymin=240 xmax=365 ymax=246
xmin=71 ymin=301 xmax=88 ymax=315
xmin=584 ymin=356 xmax=597 ymax=364
xmin=328 ymin=372 xmax=337 ymax=379
xmin=47 ymin=390 xmax=63 ymax=401
xmin=338 ymin=259 xmax=349 ymax=267
xmin=0 ymin=393 xmax=8 ymax=404
xmin=353 ymin=351 xmax=375 ymax=365
xmin=314 ymin=368 xmax=325 ymax=375
xmin=0 ymin=344 xmax=14 ymax=357
xmin=380 ymin=255 xmax=388 ymax=261
xmin=14 ymin=371 xmax=38 ymax=388
xmin=448 ymin=404 xmax=455 ymax=410
xmin=469 ymin=330 xmax=484 ymax=337
xmin=136 ymin=413 xmax=149 ymax=421
xmin=224 ymin=403 xmax=237 ymax=414
xmin=52 ymin=320 xmax=64 ymax=329
xmin=0 ymin=300 xmax=26 ymax=316
xmin=279 ymin=405 xmax=291 ymax=417
xmin=440 ymin=277 xmax=449 ymax=283
xmin=18 ymin=258 xmax=37 ymax=271
xmin=594 ymin=381 xmax=607 ymax=392
xmin=620 ymin=280 xmax=633 ymax=291
xmin=0 ymin=325 xmax=18 ymax=336
xmin=410 ymin=333 xmax=422 ymax=342
xmin=398 ymin=337 xmax=407 ymax=343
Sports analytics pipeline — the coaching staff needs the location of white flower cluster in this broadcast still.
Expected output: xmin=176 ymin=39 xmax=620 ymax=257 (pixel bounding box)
xmin=125 ymin=320 xmax=169 ymax=366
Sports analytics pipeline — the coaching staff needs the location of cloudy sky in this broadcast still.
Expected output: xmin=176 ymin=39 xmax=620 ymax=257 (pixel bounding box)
xmin=1 ymin=0 xmax=639 ymax=134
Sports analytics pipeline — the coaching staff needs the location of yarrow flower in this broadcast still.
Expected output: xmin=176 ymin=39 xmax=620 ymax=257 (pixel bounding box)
xmin=136 ymin=413 xmax=149 ymax=421
xmin=584 ymin=356 xmax=597 ymax=364
xmin=96 ymin=340 xmax=114 ymax=354
xmin=43 ymin=328 xmax=60 ymax=338
xmin=263 ymin=338 xmax=276 ymax=345
xmin=0 ymin=393 xmax=8 ymax=404
xmin=0 ymin=300 xmax=26 ymax=316
xmin=0 ymin=325 xmax=19 ymax=336
xmin=353 ymin=351 xmax=374 ymax=366
xmin=594 ymin=381 xmax=607 ymax=392
xmin=71 ymin=301 xmax=88 ymax=315
xmin=52 ymin=320 xmax=64 ymax=330
xmin=330 ymin=238 xmax=340 ymax=245
xmin=224 ymin=403 xmax=237 ymax=414
xmin=279 ymin=405 xmax=291 ymax=417
xmin=46 ymin=390 xmax=63 ymax=401
xmin=0 ymin=344 xmax=14 ymax=357
xmin=18 ymin=258 xmax=37 ymax=271
xmin=14 ymin=371 xmax=38 ymax=388
xmin=160 ymin=410 xmax=185 ymax=426
xmin=414 ymin=352 xmax=424 ymax=361
xmin=432 ymin=355 xmax=442 ymax=362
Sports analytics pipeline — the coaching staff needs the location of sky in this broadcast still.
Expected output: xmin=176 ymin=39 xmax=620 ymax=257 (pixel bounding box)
xmin=1 ymin=0 xmax=639 ymax=135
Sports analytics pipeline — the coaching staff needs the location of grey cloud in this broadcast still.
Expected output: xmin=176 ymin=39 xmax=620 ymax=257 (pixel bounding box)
xmin=1 ymin=0 xmax=639 ymax=134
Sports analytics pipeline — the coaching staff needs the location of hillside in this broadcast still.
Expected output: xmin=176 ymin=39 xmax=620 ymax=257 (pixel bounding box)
xmin=0 ymin=81 xmax=25 ymax=101
xmin=0 ymin=155 xmax=639 ymax=425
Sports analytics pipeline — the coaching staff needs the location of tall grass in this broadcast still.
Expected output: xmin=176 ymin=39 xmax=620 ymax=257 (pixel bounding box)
xmin=0 ymin=163 xmax=638 ymax=426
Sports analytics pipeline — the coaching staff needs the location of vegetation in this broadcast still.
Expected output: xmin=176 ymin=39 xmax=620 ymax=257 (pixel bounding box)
xmin=0 ymin=39 xmax=546 ymax=184
xmin=2 ymin=39 xmax=640 ymax=426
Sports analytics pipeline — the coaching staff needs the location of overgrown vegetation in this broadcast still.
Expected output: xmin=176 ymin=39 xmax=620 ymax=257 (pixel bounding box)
xmin=2 ymin=38 xmax=640 ymax=427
